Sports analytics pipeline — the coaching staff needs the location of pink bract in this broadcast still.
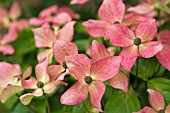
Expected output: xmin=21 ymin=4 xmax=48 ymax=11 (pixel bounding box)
xmin=109 ymin=18 xmax=163 ymax=72
xmin=156 ymin=30 xmax=170 ymax=71
xmin=82 ymin=0 xmax=145 ymax=40
xmin=0 ymin=22 xmax=17 ymax=55
xmin=60 ymin=54 xmax=122 ymax=111
xmin=0 ymin=62 xmax=24 ymax=103
xmin=91 ymin=40 xmax=128 ymax=93
xmin=19 ymin=57 xmax=66 ymax=105
xmin=128 ymin=3 xmax=157 ymax=17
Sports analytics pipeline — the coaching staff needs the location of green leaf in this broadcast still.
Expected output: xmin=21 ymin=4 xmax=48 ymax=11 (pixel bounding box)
xmin=74 ymin=39 xmax=90 ymax=52
xmin=105 ymin=87 xmax=140 ymax=113
xmin=63 ymin=96 xmax=99 ymax=113
xmin=11 ymin=102 xmax=33 ymax=113
xmin=11 ymin=27 xmax=35 ymax=57
xmin=131 ymin=58 xmax=159 ymax=81
xmin=148 ymin=78 xmax=170 ymax=103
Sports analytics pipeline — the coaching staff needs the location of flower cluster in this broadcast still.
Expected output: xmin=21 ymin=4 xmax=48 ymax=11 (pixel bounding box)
xmin=0 ymin=0 xmax=170 ymax=113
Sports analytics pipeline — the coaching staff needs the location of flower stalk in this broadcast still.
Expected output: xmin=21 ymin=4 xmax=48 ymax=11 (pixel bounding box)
xmin=134 ymin=58 xmax=139 ymax=89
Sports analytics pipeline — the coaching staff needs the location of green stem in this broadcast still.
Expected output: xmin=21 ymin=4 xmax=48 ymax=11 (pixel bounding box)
xmin=44 ymin=94 xmax=50 ymax=113
xmin=83 ymin=102 xmax=91 ymax=113
xmin=134 ymin=58 xmax=139 ymax=88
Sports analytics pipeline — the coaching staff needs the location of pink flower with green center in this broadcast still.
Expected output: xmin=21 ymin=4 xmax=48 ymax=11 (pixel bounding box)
xmin=60 ymin=54 xmax=122 ymax=112
xmin=0 ymin=2 xmax=29 ymax=31
xmin=0 ymin=22 xmax=17 ymax=55
xmin=156 ymin=30 xmax=170 ymax=71
xmin=29 ymin=5 xmax=79 ymax=26
xmin=90 ymin=40 xmax=128 ymax=93
xmin=19 ymin=57 xmax=66 ymax=105
xmin=0 ymin=62 xmax=31 ymax=103
xmin=109 ymin=18 xmax=163 ymax=72
xmin=32 ymin=21 xmax=76 ymax=62
xmin=82 ymin=0 xmax=145 ymax=40
xmin=134 ymin=89 xmax=170 ymax=113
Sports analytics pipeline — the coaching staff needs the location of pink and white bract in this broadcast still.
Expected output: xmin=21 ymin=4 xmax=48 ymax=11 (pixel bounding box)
xmin=109 ymin=18 xmax=163 ymax=72
xmin=0 ymin=62 xmax=24 ymax=103
xmin=156 ymin=30 xmax=170 ymax=71
xmin=91 ymin=40 xmax=128 ymax=93
xmin=19 ymin=57 xmax=66 ymax=105
xmin=60 ymin=54 xmax=122 ymax=112
xmin=0 ymin=22 xmax=17 ymax=55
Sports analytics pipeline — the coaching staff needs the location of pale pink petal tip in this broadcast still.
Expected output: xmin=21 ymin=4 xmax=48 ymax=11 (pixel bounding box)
xmin=108 ymin=70 xmax=128 ymax=93
xmin=0 ymin=85 xmax=24 ymax=103
xmin=156 ymin=43 xmax=170 ymax=71
xmin=91 ymin=40 xmax=110 ymax=62
xmin=98 ymin=0 xmax=125 ymax=23
xmin=20 ymin=89 xmax=43 ymax=105
xmin=89 ymin=81 xmax=105 ymax=112
xmin=135 ymin=18 xmax=157 ymax=42
xmin=53 ymin=39 xmax=78 ymax=64
xmin=165 ymin=104 xmax=170 ymax=113
xmin=91 ymin=56 xmax=122 ymax=81
xmin=133 ymin=106 xmax=156 ymax=113
xmin=82 ymin=19 xmax=110 ymax=38
xmin=70 ymin=0 xmax=89 ymax=5
xmin=57 ymin=21 xmax=76 ymax=42
xmin=147 ymin=89 xmax=165 ymax=111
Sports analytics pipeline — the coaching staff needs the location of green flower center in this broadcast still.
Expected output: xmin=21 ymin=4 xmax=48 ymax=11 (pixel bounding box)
xmin=134 ymin=38 xmax=141 ymax=46
xmin=50 ymin=12 xmax=56 ymax=17
xmin=84 ymin=76 xmax=92 ymax=84
xmin=114 ymin=21 xmax=120 ymax=24
xmin=0 ymin=27 xmax=8 ymax=35
xmin=158 ymin=109 xmax=165 ymax=113
xmin=37 ymin=81 xmax=44 ymax=88
xmin=62 ymin=61 xmax=67 ymax=69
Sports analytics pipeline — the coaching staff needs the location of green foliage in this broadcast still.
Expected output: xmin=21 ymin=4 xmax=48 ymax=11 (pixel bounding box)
xmin=131 ymin=57 xmax=160 ymax=81
xmin=105 ymin=87 xmax=140 ymax=113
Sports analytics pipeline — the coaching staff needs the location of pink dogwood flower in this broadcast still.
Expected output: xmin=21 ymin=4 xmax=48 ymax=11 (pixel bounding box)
xmin=90 ymin=40 xmax=128 ymax=93
xmin=70 ymin=0 xmax=89 ymax=5
xmin=82 ymin=0 xmax=145 ymax=40
xmin=60 ymin=54 xmax=122 ymax=112
xmin=0 ymin=2 xmax=29 ymax=31
xmin=29 ymin=5 xmax=79 ymax=26
xmin=32 ymin=21 xmax=76 ymax=62
xmin=134 ymin=89 xmax=170 ymax=113
xmin=0 ymin=22 xmax=17 ymax=55
xmin=19 ymin=57 xmax=66 ymax=105
xmin=0 ymin=62 xmax=31 ymax=103
xmin=109 ymin=18 xmax=163 ymax=72
xmin=156 ymin=30 xmax=170 ymax=71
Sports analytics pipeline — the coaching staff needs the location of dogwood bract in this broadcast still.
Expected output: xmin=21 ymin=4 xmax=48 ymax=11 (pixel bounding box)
xmin=60 ymin=54 xmax=122 ymax=112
